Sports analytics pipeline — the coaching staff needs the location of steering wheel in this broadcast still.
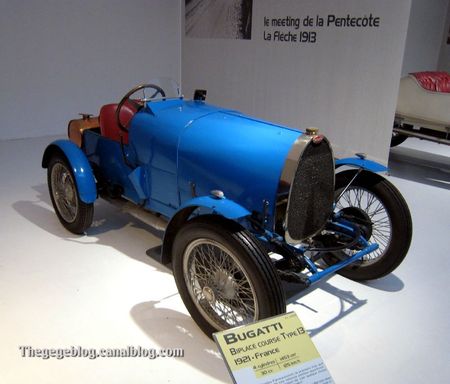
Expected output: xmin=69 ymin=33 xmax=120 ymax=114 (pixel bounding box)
xmin=116 ymin=84 xmax=166 ymax=132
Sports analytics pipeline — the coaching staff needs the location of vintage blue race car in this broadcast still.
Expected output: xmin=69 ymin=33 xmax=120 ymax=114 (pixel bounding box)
xmin=42 ymin=78 xmax=412 ymax=337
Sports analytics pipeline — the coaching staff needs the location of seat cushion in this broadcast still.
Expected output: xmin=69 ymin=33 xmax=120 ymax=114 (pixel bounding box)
xmin=411 ymin=71 xmax=450 ymax=93
xmin=99 ymin=101 xmax=137 ymax=144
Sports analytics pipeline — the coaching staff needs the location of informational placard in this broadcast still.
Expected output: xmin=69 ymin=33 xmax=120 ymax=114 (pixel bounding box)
xmin=214 ymin=312 xmax=334 ymax=384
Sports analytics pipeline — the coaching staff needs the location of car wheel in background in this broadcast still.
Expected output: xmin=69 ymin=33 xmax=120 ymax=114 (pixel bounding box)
xmin=391 ymin=131 xmax=408 ymax=147
xmin=390 ymin=122 xmax=409 ymax=147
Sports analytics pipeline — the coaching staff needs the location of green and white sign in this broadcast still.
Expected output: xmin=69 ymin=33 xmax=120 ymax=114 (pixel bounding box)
xmin=214 ymin=312 xmax=334 ymax=384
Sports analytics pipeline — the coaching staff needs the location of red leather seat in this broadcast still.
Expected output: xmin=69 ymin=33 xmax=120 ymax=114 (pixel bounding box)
xmin=411 ymin=71 xmax=450 ymax=93
xmin=99 ymin=101 xmax=137 ymax=144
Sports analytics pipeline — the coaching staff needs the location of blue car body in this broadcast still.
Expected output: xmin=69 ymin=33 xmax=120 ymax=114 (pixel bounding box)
xmin=42 ymin=82 xmax=391 ymax=287
xmin=41 ymin=81 xmax=414 ymax=336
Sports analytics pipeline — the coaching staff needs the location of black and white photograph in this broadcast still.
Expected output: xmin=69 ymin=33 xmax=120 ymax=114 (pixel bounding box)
xmin=185 ymin=0 xmax=253 ymax=39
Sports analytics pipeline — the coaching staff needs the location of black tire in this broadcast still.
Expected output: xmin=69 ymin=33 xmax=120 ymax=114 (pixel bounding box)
xmin=47 ymin=153 xmax=94 ymax=234
xmin=390 ymin=122 xmax=409 ymax=147
xmin=328 ymin=170 xmax=412 ymax=281
xmin=390 ymin=132 xmax=408 ymax=147
xmin=172 ymin=216 xmax=285 ymax=337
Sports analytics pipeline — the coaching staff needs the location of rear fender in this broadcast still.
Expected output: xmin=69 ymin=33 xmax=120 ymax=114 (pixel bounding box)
xmin=42 ymin=140 xmax=97 ymax=203
xmin=160 ymin=196 xmax=251 ymax=265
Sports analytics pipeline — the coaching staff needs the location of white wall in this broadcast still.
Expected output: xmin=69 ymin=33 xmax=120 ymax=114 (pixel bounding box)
xmin=438 ymin=1 xmax=450 ymax=71
xmin=182 ymin=0 xmax=411 ymax=165
xmin=0 ymin=0 xmax=181 ymax=140
xmin=402 ymin=0 xmax=449 ymax=75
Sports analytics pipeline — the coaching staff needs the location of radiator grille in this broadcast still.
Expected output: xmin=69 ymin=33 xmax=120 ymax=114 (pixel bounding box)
xmin=286 ymin=139 xmax=334 ymax=241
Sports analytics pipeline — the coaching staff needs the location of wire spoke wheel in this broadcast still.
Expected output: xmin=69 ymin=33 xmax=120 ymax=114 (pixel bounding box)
xmin=51 ymin=162 xmax=79 ymax=223
xmin=183 ymin=239 xmax=258 ymax=330
xmin=47 ymin=154 xmax=94 ymax=234
xmin=173 ymin=217 xmax=285 ymax=337
xmin=327 ymin=170 xmax=412 ymax=281
xmin=336 ymin=186 xmax=392 ymax=264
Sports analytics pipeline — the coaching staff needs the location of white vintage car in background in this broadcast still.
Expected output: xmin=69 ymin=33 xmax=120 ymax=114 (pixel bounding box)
xmin=392 ymin=71 xmax=450 ymax=147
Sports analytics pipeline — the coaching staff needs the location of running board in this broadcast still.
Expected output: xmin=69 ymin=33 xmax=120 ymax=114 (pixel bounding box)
xmin=102 ymin=196 xmax=168 ymax=232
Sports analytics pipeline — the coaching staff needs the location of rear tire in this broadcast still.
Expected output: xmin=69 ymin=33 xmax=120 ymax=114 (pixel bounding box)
xmin=391 ymin=122 xmax=409 ymax=147
xmin=47 ymin=154 xmax=94 ymax=234
xmin=172 ymin=216 xmax=285 ymax=337
xmin=328 ymin=170 xmax=412 ymax=281
xmin=391 ymin=132 xmax=408 ymax=147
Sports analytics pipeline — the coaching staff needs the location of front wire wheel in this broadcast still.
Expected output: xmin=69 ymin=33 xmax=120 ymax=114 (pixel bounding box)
xmin=173 ymin=216 xmax=285 ymax=337
xmin=336 ymin=185 xmax=391 ymax=263
xmin=183 ymin=239 xmax=258 ymax=329
xmin=328 ymin=170 xmax=412 ymax=280
xmin=47 ymin=154 xmax=94 ymax=234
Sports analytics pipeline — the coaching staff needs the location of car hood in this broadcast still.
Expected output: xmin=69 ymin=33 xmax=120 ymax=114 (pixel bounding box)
xmin=129 ymin=99 xmax=303 ymax=226
xmin=177 ymin=104 xmax=302 ymax=226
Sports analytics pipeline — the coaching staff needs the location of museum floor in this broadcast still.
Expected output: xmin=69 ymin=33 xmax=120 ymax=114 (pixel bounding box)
xmin=0 ymin=135 xmax=449 ymax=383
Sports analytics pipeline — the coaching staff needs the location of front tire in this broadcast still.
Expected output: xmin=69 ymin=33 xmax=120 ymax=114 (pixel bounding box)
xmin=329 ymin=170 xmax=412 ymax=281
xmin=172 ymin=216 xmax=285 ymax=337
xmin=47 ymin=154 xmax=94 ymax=234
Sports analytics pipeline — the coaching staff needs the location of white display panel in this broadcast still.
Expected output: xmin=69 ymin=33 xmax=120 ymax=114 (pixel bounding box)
xmin=0 ymin=0 xmax=181 ymax=140
xmin=182 ymin=0 xmax=411 ymax=164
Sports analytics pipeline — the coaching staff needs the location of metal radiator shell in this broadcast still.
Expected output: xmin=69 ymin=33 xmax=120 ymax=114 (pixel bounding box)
xmin=281 ymin=134 xmax=335 ymax=244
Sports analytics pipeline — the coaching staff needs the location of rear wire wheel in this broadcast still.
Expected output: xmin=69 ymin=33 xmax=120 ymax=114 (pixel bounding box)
xmin=327 ymin=170 xmax=412 ymax=280
xmin=47 ymin=153 xmax=94 ymax=234
xmin=172 ymin=216 xmax=285 ymax=337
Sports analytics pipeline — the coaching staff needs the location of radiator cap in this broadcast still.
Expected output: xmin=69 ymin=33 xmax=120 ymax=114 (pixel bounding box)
xmin=306 ymin=127 xmax=319 ymax=136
